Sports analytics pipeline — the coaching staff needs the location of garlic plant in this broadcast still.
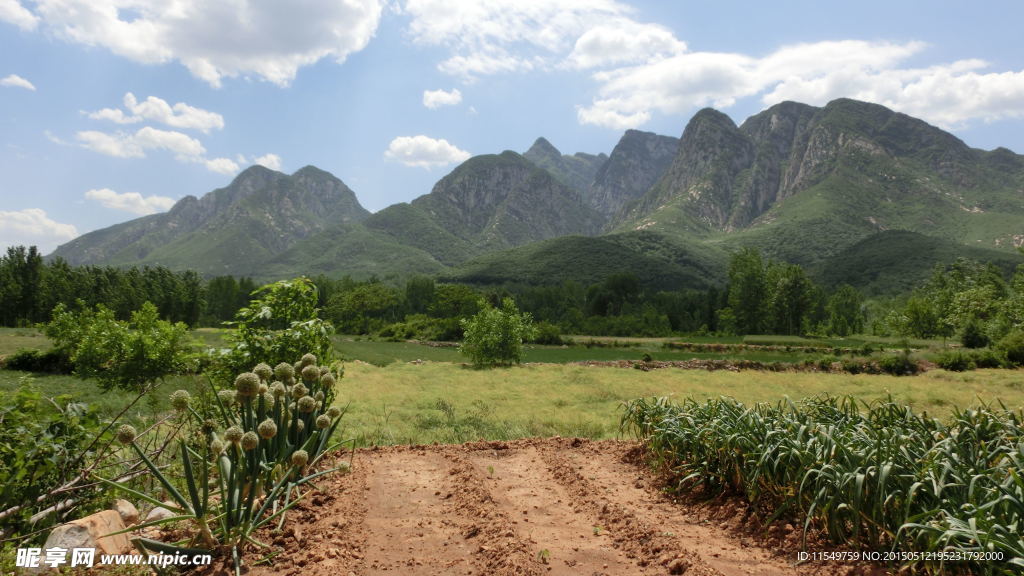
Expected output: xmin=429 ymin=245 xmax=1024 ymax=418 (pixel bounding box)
xmin=97 ymin=353 xmax=348 ymax=576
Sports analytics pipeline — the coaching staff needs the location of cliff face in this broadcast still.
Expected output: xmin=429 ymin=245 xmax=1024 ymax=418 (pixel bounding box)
xmin=523 ymin=137 xmax=608 ymax=194
xmin=588 ymin=129 xmax=679 ymax=221
xmin=411 ymin=151 xmax=604 ymax=250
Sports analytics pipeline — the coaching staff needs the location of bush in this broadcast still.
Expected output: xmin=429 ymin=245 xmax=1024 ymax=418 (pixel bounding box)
xmin=960 ymin=318 xmax=990 ymax=349
xmin=996 ymin=330 xmax=1024 ymax=367
xmin=936 ymin=350 xmax=975 ymax=372
xmin=0 ymin=382 xmax=102 ymax=541
xmin=530 ymin=321 xmax=564 ymax=345
xmin=45 ymin=302 xmax=189 ymax=392
xmin=460 ymin=298 xmax=535 ymax=367
xmin=0 ymin=348 xmax=73 ymax=373
xmin=878 ymin=351 xmax=920 ymax=376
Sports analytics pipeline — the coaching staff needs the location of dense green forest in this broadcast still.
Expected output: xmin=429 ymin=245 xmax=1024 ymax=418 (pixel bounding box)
xmin=3 ymin=244 xmax=1022 ymax=347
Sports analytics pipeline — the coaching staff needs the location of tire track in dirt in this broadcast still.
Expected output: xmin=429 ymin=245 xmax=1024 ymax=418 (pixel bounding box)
xmin=469 ymin=445 xmax=655 ymax=574
xmin=247 ymin=439 xmax=881 ymax=576
xmin=558 ymin=441 xmax=799 ymax=576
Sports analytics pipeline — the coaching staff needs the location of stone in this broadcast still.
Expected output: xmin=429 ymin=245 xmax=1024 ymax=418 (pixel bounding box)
xmin=113 ymin=499 xmax=139 ymax=526
xmin=43 ymin=509 xmax=131 ymax=557
xmin=144 ymin=505 xmax=176 ymax=523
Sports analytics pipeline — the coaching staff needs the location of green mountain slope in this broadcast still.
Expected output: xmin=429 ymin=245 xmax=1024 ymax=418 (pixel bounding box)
xmin=448 ymin=230 xmax=726 ymax=290
xmin=522 ymin=137 xmax=607 ymax=194
xmin=811 ymin=230 xmax=1024 ymax=296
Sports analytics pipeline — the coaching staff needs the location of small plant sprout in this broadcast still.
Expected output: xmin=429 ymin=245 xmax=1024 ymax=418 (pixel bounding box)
xmin=536 ymin=549 xmax=551 ymax=564
xmin=593 ymin=525 xmax=605 ymax=536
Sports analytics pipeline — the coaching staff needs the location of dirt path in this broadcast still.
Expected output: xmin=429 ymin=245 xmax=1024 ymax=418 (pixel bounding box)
xmin=247 ymin=438 xmax=885 ymax=576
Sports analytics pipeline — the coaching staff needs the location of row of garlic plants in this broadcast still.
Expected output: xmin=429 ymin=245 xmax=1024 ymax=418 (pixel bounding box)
xmin=102 ymin=353 xmax=346 ymax=573
xmin=621 ymin=395 xmax=1024 ymax=575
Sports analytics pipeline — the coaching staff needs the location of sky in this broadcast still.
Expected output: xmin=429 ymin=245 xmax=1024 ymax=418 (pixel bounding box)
xmin=2 ymin=0 xmax=1024 ymax=254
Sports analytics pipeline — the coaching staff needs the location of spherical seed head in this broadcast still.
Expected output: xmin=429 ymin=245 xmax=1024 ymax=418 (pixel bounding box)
xmin=217 ymin=389 xmax=236 ymax=406
xmin=270 ymin=381 xmax=286 ymax=398
xmin=301 ymin=364 xmax=320 ymax=383
xmin=169 ymin=389 xmax=191 ymax=412
xmin=298 ymin=396 xmax=317 ymax=413
xmin=296 ymin=420 xmax=305 ymax=432
xmin=202 ymin=419 xmax=218 ymax=434
xmin=327 ymin=406 xmax=341 ymax=419
xmin=319 ymin=366 xmax=330 ymax=377
xmin=293 ymin=361 xmax=302 ymax=375
xmin=253 ymin=363 xmax=273 ymax=381
xmin=258 ymin=383 xmax=269 ymax=395
xmin=261 ymin=392 xmax=275 ymax=409
xmin=291 ymin=449 xmax=309 ymax=468
xmin=241 ymin=431 xmax=259 ymax=451
xmin=257 ymin=418 xmax=278 ymax=439
xmin=300 ymin=353 xmax=317 ymax=368
xmin=273 ymin=362 xmax=294 ymax=381
xmin=209 ymin=438 xmax=225 ymax=456
xmin=316 ymin=414 xmax=331 ymax=429
xmin=224 ymin=425 xmax=244 ymax=444
xmin=320 ymin=373 xmax=336 ymax=390
xmin=234 ymin=372 xmax=261 ymax=398
xmin=314 ymin=391 xmax=325 ymax=402
xmin=285 ymin=376 xmax=296 ymax=387
xmin=291 ymin=383 xmax=308 ymax=399
xmin=116 ymin=424 xmax=137 ymax=445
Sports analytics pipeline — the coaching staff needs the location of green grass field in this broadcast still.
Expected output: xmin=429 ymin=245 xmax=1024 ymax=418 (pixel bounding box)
xmin=3 ymin=328 xmax=1020 ymax=448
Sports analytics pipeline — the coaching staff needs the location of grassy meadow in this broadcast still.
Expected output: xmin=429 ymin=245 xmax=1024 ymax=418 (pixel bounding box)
xmin=2 ymin=327 xmax=1021 ymax=447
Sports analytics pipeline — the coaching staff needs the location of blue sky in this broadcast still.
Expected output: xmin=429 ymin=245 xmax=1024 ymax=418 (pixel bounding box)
xmin=2 ymin=0 xmax=1024 ymax=253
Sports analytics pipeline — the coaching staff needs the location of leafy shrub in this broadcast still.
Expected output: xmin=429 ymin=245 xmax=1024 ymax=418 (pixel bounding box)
xmin=530 ymin=321 xmax=563 ymax=345
xmin=215 ymin=278 xmax=334 ymax=380
xmin=960 ymin=318 xmax=990 ymax=349
xmin=878 ymin=351 xmax=920 ymax=376
xmin=996 ymin=330 xmax=1024 ymax=367
xmin=936 ymin=350 xmax=975 ymax=372
xmin=0 ymin=382 xmax=102 ymax=540
xmin=0 ymin=348 xmax=73 ymax=373
xmin=969 ymin=349 xmax=1004 ymax=369
xmin=45 ymin=302 xmax=189 ymax=391
xmin=460 ymin=298 xmax=535 ymax=367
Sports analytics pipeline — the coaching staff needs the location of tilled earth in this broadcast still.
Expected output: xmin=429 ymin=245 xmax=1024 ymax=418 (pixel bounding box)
xmin=244 ymin=438 xmax=888 ymax=576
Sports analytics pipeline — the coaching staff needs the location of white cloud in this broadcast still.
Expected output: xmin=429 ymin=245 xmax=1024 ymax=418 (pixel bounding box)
xmin=567 ymin=21 xmax=685 ymax=69
xmin=0 ymin=208 xmax=78 ymax=253
xmin=76 ymin=126 xmax=205 ymax=160
xmin=204 ymin=157 xmax=240 ymax=175
xmin=384 ymin=135 xmax=470 ymax=168
xmin=252 ymin=153 xmax=282 ymax=171
xmin=576 ymin=39 xmax=1024 ymax=130
xmin=0 ymin=74 xmax=35 ymax=90
xmin=87 ymin=93 xmax=224 ymax=133
xmin=23 ymin=0 xmax=383 ymax=87
xmin=423 ymin=88 xmax=462 ymax=109
xmin=85 ymin=188 xmax=175 ymax=215
xmin=74 ymin=126 xmax=242 ymax=174
xmin=403 ymin=0 xmax=630 ymax=79
xmin=0 ymin=0 xmax=38 ymax=30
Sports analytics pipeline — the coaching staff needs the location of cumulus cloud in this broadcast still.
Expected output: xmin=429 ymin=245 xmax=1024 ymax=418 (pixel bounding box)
xmin=0 ymin=74 xmax=35 ymax=90
xmin=567 ymin=21 xmax=685 ymax=69
xmin=74 ymin=126 xmax=241 ymax=174
xmin=84 ymin=188 xmax=175 ymax=215
xmin=0 ymin=0 xmax=38 ymax=30
xmin=403 ymin=0 xmax=629 ymax=79
xmin=576 ymin=39 xmax=1024 ymax=130
xmin=0 ymin=208 xmax=78 ymax=253
xmin=423 ymin=88 xmax=462 ymax=109
xmin=252 ymin=153 xmax=282 ymax=170
xmin=87 ymin=93 xmax=224 ymax=133
xmin=76 ymin=126 xmax=205 ymax=160
xmin=21 ymin=0 xmax=383 ymax=87
xmin=384 ymin=135 xmax=470 ymax=168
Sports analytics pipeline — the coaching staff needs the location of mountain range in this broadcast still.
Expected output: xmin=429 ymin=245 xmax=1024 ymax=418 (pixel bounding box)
xmin=50 ymin=98 xmax=1024 ymax=295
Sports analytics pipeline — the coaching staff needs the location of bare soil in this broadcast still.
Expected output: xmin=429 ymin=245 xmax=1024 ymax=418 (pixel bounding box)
xmin=240 ymin=438 xmax=890 ymax=576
